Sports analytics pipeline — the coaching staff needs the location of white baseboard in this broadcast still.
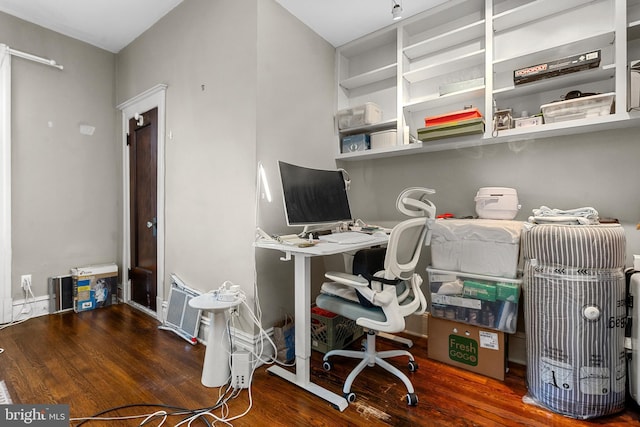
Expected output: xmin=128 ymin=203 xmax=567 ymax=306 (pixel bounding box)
xmin=199 ymin=316 xmax=275 ymax=368
xmin=12 ymin=294 xmax=51 ymax=321
xmin=161 ymin=299 xmax=275 ymax=367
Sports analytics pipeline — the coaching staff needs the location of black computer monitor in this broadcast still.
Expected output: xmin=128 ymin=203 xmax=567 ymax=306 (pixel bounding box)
xmin=278 ymin=161 xmax=352 ymax=229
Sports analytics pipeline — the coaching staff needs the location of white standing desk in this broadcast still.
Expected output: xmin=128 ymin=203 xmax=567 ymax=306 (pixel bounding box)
xmin=255 ymin=234 xmax=389 ymax=411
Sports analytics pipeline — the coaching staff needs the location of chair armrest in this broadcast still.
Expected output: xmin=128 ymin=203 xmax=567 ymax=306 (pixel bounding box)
xmin=324 ymin=271 xmax=369 ymax=288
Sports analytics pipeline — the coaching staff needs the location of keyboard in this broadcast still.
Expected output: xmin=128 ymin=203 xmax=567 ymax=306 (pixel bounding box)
xmin=319 ymin=231 xmax=377 ymax=245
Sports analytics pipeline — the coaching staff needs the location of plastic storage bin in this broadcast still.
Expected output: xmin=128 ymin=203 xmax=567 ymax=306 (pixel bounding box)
xmin=427 ymin=267 xmax=522 ymax=334
xmin=341 ymin=133 xmax=370 ymax=153
xmin=310 ymin=306 xmax=363 ymax=353
xmin=541 ymin=92 xmax=614 ymax=123
xmin=370 ymin=129 xmax=396 ymax=149
xmin=336 ymin=102 xmax=382 ymax=130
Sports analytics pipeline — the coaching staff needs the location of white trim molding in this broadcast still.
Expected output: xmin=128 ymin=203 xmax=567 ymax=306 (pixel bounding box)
xmin=0 ymin=44 xmax=12 ymax=323
xmin=117 ymin=84 xmax=167 ymax=319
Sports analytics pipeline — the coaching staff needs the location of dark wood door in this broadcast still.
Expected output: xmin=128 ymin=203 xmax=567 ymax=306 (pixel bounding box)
xmin=128 ymin=108 xmax=158 ymax=311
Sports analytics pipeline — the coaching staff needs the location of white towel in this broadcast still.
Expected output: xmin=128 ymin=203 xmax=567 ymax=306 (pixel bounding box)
xmin=528 ymin=206 xmax=599 ymax=225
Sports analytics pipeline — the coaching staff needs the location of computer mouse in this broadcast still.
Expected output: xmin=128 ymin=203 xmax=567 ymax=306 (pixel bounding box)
xmin=373 ymin=231 xmax=388 ymax=238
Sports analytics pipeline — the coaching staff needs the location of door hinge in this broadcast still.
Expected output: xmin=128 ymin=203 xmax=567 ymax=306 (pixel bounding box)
xmin=128 ymin=268 xmax=132 ymax=280
xmin=126 ymin=132 xmax=131 ymax=146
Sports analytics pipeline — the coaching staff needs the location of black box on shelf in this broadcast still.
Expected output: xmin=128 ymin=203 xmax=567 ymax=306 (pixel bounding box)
xmin=513 ymin=50 xmax=601 ymax=85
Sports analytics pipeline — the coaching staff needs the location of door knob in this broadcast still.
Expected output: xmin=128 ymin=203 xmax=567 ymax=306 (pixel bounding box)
xmin=146 ymin=217 xmax=157 ymax=237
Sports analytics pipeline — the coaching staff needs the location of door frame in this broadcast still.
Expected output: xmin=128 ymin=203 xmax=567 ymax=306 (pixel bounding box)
xmin=0 ymin=45 xmax=12 ymax=323
xmin=117 ymin=84 xmax=167 ymax=319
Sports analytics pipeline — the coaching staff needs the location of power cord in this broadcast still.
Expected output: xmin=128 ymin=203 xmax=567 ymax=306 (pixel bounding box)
xmin=72 ymin=278 xmax=286 ymax=426
xmin=0 ymin=279 xmax=36 ymax=331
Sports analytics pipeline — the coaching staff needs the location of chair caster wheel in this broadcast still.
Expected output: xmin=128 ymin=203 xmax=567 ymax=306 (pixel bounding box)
xmin=406 ymin=393 xmax=418 ymax=406
xmin=408 ymin=360 xmax=418 ymax=372
xmin=322 ymin=361 xmax=333 ymax=371
xmin=344 ymin=392 xmax=356 ymax=403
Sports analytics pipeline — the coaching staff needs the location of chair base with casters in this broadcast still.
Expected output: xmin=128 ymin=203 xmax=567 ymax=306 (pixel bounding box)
xmin=317 ymin=305 xmax=419 ymax=405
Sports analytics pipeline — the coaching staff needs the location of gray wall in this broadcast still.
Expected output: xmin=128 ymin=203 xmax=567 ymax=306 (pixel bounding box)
xmin=116 ymin=0 xmax=259 ymax=301
xmin=116 ymin=0 xmax=336 ymax=331
xmin=255 ymin=0 xmax=336 ymax=328
xmin=343 ymin=127 xmax=640 ymax=262
xmin=0 ymin=12 xmax=117 ymax=301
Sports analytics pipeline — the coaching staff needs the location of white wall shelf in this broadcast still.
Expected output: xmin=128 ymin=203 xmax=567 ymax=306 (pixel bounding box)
xmin=492 ymin=0 xmax=594 ymax=33
xmin=404 ymin=50 xmax=485 ymax=83
xmin=405 ymin=86 xmax=486 ymax=113
xmin=492 ymin=31 xmax=615 ymax=74
xmin=334 ymin=0 xmax=635 ymax=161
xmin=337 ymin=113 xmax=640 ymax=161
xmin=493 ymin=64 xmax=616 ymax=97
xmin=339 ymin=64 xmax=397 ymax=91
xmin=403 ymin=20 xmax=485 ymax=60
xmin=337 ymin=119 xmax=397 ymax=137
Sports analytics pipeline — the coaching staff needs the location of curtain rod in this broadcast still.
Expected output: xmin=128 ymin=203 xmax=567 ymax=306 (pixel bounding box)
xmin=8 ymin=47 xmax=63 ymax=70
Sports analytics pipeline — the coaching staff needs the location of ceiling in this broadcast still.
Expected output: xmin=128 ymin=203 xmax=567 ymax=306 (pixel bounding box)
xmin=274 ymin=0 xmax=447 ymax=47
xmin=0 ymin=0 xmax=446 ymax=53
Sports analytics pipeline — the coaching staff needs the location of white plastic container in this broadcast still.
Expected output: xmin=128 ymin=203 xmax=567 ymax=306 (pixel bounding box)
xmin=336 ymin=102 xmax=382 ymax=130
xmin=541 ymin=92 xmax=614 ymax=123
xmin=474 ymin=187 xmax=520 ymax=220
xmin=370 ymin=129 xmax=397 ymax=149
xmin=430 ymin=219 xmax=524 ymax=278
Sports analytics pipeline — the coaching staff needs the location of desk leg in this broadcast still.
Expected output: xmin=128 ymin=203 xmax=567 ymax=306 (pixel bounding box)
xmin=267 ymin=254 xmax=348 ymax=411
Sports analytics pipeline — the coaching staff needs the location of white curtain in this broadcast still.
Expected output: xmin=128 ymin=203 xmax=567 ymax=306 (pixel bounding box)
xmin=0 ymin=44 xmax=11 ymax=323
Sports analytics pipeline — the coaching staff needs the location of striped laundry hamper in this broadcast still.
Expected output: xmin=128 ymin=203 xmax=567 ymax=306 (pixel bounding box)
xmin=521 ymin=223 xmax=627 ymax=419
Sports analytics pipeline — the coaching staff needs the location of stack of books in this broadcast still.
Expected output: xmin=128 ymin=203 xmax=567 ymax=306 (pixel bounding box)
xmin=417 ymin=108 xmax=484 ymax=142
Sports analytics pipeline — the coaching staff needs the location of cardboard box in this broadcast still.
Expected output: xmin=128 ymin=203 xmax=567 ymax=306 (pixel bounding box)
xmin=72 ymin=263 xmax=118 ymax=312
xmin=462 ymin=280 xmax=497 ymax=301
xmin=417 ymin=118 xmax=484 ymax=142
xmin=427 ymin=314 xmax=506 ymax=380
xmin=513 ymin=50 xmax=600 ymax=85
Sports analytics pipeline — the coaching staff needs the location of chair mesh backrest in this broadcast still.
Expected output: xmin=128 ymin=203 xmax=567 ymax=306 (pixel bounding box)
xmin=384 ymin=217 xmax=428 ymax=281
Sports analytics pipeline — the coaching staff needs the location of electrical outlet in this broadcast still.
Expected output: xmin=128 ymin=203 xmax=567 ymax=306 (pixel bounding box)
xmin=20 ymin=274 xmax=32 ymax=290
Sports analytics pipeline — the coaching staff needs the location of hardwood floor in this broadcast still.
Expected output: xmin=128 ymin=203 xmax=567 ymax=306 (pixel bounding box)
xmin=1 ymin=304 xmax=638 ymax=426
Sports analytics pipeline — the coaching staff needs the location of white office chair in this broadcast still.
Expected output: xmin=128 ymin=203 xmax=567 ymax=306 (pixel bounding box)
xmin=316 ymin=187 xmax=435 ymax=406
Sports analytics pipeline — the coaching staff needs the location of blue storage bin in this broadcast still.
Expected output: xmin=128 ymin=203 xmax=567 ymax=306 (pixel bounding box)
xmin=341 ymin=134 xmax=370 ymax=153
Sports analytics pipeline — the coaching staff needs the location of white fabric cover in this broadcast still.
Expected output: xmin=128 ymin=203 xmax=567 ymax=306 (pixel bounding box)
xmin=430 ymin=219 xmax=524 ymax=278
